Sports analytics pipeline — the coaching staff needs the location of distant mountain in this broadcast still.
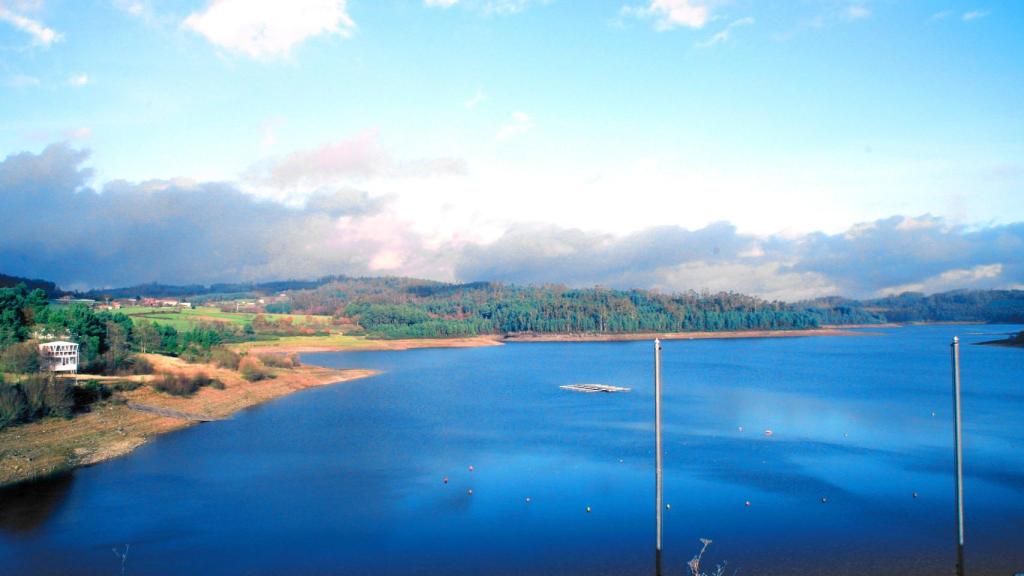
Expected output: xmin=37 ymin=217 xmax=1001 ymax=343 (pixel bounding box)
xmin=78 ymin=276 xmax=347 ymax=300
xmin=0 ymin=273 xmax=65 ymax=298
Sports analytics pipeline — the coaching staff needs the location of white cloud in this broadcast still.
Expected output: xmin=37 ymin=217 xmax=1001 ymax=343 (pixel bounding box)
xmin=697 ymin=16 xmax=753 ymax=48
xmin=877 ymin=264 xmax=1004 ymax=296
xmin=496 ymin=112 xmax=533 ymax=140
xmin=66 ymin=127 xmax=93 ymax=140
xmin=484 ymin=0 xmax=536 ymax=14
xmin=929 ymin=9 xmax=953 ymax=20
xmin=244 ymin=130 xmax=467 ymax=204
xmin=624 ymin=0 xmax=710 ymax=31
xmin=7 ymin=74 xmax=39 ymax=87
xmin=67 ymin=73 xmax=89 ymax=87
xmin=183 ymin=0 xmax=356 ymax=58
xmin=425 ymin=0 xmax=459 ymax=7
xmin=0 ymin=6 xmax=61 ymax=46
xmin=464 ymin=88 xmax=486 ymax=109
xmin=962 ymin=10 xmax=989 ymax=22
xmin=844 ymin=4 xmax=870 ymax=20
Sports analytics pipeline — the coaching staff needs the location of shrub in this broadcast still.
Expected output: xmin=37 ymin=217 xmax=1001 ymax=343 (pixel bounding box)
xmin=152 ymin=372 xmax=219 ymax=396
xmin=0 ymin=341 xmax=41 ymax=374
xmin=210 ymin=347 xmax=241 ymax=370
xmin=0 ymin=385 xmax=27 ymax=429
xmin=20 ymin=375 xmax=74 ymax=419
xmin=126 ymin=355 xmax=154 ymax=375
xmin=239 ymin=357 xmax=274 ymax=381
xmin=73 ymin=380 xmax=111 ymax=409
xmin=257 ymin=353 xmax=299 ymax=369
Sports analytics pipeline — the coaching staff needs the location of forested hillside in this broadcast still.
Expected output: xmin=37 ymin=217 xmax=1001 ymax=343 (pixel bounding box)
xmin=9 ymin=271 xmax=1024 ymax=342
xmin=860 ymin=290 xmax=1024 ymax=323
xmin=280 ymin=279 xmax=885 ymax=339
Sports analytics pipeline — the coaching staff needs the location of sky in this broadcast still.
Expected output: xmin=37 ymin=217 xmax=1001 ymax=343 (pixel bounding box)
xmin=1 ymin=0 xmax=1022 ymax=299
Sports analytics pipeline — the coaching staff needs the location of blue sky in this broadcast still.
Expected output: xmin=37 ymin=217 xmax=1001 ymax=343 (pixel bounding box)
xmin=1 ymin=0 xmax=1022 ymax=296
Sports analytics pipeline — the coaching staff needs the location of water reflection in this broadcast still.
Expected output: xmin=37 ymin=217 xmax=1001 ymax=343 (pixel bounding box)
xmin=0 ymin=474 xmax=74 ymax=535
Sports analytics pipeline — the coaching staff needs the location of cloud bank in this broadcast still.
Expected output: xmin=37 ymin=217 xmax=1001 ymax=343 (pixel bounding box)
xmin=1 ymin=144 xmax=1021 ymax=299
xmin=183 ymin=0 xmax=355 ymax=58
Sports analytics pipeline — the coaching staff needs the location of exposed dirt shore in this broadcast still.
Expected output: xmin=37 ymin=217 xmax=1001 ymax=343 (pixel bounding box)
xmin=0 ymin=354 xmax=377 ymax=488
xmin=0 ymin=326 xmax=871 ymax=488
xmin=239 ymin=335 xmax=505 ymax=355
xmin=500 ymin=328 xmax=865 ymax=342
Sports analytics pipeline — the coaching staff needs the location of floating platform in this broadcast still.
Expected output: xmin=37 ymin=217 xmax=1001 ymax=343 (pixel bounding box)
xmin=560 ymin=384 xmax=631 ymax=393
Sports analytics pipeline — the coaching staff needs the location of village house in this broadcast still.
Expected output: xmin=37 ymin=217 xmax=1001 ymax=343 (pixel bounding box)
xmin=38 ymin=341 xmax=79 ymax=374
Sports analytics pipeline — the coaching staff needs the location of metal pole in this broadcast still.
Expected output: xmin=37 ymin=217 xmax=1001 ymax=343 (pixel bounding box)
xmin=952 ymin=336 xmax=965 ymax=576
xmin=655 ymin=338 xmax=663 ymax=576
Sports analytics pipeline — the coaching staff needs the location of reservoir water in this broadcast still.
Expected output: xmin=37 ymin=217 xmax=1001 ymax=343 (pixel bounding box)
xmin=1 ymin=325 xmax=1022 ymax=575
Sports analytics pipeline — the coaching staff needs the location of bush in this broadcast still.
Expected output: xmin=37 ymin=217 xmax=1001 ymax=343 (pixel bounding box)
xmin=0 ymin=385 xmax=27 ymax=429
xmin=152 ymin=371 xmax=219 ymax=396
xmin=20 ymin=375 xmax=73 ymax=419
xmin=239 ymin=357 xmax=274 ymax=381
xmin=257 ymin=353 xmax=299 ymax=369
xmin=0 ymin=341 xmax=41 ymax=374
xmin=73 ymin=380 xmax=111 ymax=409
xmin=125 ymin=355 xmax=154 ymax=375
xmin=210 ymin=347 xmax=241 ymax=370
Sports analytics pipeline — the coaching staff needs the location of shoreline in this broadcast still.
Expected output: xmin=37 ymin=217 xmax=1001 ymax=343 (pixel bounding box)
xmin=0 ymin=354 xmax=378 ymax=488
xmin=501 ymin=327 xmax=866 ymax=343
xmin=243 ymin=328 xmax=869 ymax=355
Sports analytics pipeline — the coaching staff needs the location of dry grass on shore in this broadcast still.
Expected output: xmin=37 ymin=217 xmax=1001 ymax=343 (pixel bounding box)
xmin=0 ymin=354 xmax=377 ymax=488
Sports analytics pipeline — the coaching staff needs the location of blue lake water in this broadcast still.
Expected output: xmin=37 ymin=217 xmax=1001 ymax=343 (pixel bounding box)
xmin=1 ymin=325 xmax=1022 ymax=575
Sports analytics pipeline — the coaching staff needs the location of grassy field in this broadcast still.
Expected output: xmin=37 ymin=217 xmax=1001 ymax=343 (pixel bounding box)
xmin=119 ymin=306 xmax=333 ymax=331
xmin=235 ymin=334 xmax=377 ymax=350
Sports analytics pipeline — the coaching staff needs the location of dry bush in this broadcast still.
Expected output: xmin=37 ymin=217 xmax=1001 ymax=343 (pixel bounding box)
xmin=210 ymin=347 xmax=241 ymax=370
xmin=257 ymin=353 xmax=299 ymax=369
xmin=239 ymin=357 xmax=274 ymax=381
xmin=152 ymin=372 xmax=218 ymax=396
xmin=0 ymin=385 xmax=27 ymax=429
xmin=0 ymin=341 xmax=41 ymax=374
xmin=20 ymin=374 xmax=73 ymax=419
xmin=688 ymin=538 xmax=727 ymax=576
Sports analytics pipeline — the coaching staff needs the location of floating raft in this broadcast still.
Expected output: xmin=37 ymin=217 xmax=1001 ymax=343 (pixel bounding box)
xmin=560 ymin=384 xmax=631 ymax=393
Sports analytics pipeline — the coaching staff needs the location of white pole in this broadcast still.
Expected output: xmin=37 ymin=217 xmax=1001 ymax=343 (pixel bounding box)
xmin=655 ymin=338 xmax=663 ymax=576
xmin=951 ymin=337 xmax=965 ymax=576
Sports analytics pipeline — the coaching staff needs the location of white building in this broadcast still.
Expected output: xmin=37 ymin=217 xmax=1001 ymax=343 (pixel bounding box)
xmin=39 ymin=341 xmax=79 ymax=374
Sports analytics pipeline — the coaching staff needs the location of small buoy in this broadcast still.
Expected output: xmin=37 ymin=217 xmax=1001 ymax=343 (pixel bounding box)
xmin=525 ymin=497 xmax=531 ymax=503
xmin=586 ymin=506 xmax=592 ymax=513
xmin=467 ymin=488 xmax=473 ymax=496
xmin=931 ymin=412 xmax=936 ymax=417
xmin=468 ymin=465 xmax=474 ymax=472
xmin=843 ymin=433 xmax=848 ymax=438
xmin=744 ymin=500 xmax=751 ymax=507
xmin=912 ymin=492 xmax=918 ymax=498
xmin=665 ymin=503 xmax=671 ymax=510
xmin=619 ymin=459 xmax=624 ymax=463
xmin=821 ymin=497 xmax=828 ymax=504
xmin=443 ymin=476 xmax=448 ymax=484
xmin=764 ymin=429 xmax=773 ymax=437
xmin=738 ymin=426 xmax=743 ymax=432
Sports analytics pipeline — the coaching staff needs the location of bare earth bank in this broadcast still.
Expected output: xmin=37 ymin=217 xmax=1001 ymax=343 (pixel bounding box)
xmin=0 ymin=354 xmax=377 ymax=488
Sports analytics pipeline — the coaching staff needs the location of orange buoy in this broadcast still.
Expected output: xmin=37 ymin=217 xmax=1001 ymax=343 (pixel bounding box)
xmin=443 ymin=476 xmax=448 ymax=484
xmin=468 ymin=465 xmax=474 ymax=472
xmin=764 ymin=429 xmax=773 ymax=437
